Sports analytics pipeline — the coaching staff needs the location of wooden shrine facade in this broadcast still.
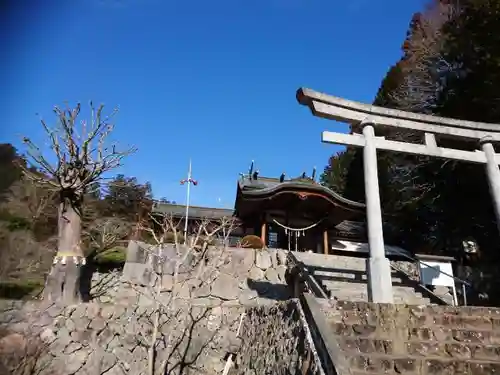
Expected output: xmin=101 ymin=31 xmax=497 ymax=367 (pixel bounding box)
xmin=153 ymin=169 xmax=371 ymax=254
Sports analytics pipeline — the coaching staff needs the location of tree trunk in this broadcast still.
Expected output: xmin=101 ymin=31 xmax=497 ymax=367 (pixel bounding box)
xmin=43 ymin=197 xmax=84 ymax=304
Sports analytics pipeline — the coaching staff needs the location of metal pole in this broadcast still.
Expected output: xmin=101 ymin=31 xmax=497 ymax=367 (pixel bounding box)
xmin=183 ymin=159 xmax=192 ymax=244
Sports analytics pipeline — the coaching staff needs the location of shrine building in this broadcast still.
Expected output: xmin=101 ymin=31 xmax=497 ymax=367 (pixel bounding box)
xmin=152 ymin=164 xmax=410 ymax=258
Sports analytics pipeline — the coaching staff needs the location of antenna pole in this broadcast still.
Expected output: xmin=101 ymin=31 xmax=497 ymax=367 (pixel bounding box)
xmin=184 ymin=159 xmax=192 ymax=244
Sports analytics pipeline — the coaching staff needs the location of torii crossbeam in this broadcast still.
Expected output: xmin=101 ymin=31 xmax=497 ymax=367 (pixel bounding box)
xmin=297 ymin=87 xmax=500 ymax=304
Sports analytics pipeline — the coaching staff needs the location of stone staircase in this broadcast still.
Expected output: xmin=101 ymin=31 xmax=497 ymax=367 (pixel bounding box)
xmin=322 ymin=300 xmax=500 ymax=375
xmin=292 ymin=251 xmax=432 ymax=305
xmin=317 ymin=268 xmax=431 ymax=305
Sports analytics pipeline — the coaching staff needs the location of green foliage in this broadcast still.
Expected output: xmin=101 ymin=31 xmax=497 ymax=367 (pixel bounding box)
xmin=0 ymin=210 xmax=31 ymax=231
xmin=0 ymin=144 xmax=24 ymax=201
xmin=94 ymin=246 xmax=127 ymax=265
xmin=6 ymin=217 xmax=31 ymax=232
xmin=240 ymin=234 xmax=264 ymax=249
xmin=102 ymin=174 xmax=153 ymax=219
xmin=319 ymin=150 xmax=353 ymax=195
xmin=0 ymin=280 xmax=44 ymax=300
xmin=322 ymin=0 xmax=500 ymax=259
xmin=164 ymin=232 xmax=185 ymax=244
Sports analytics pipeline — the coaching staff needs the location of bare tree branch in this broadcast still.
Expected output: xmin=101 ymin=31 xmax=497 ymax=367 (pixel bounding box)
xmin=391 ymin=1 xmax=458 ymax=114
xmin=20 ymin=102 xmax=137 ymax=193
xmin=5 ymin=179 xmax=58 ymax=223
xmin=85 ymin=217 xmax=130 ymax=255
xmin=129 ymin=213 xmax=238 ymax=375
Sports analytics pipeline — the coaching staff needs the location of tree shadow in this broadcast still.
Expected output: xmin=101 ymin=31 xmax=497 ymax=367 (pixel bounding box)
xmin=246 ymin=279 xmax=292 ymax=301
xmin=79 ymin=263 xmax=121 ymax=302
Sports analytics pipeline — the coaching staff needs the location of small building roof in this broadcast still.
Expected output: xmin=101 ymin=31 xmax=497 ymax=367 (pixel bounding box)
xmin=152 ymin=202 xmax=234 ymax=220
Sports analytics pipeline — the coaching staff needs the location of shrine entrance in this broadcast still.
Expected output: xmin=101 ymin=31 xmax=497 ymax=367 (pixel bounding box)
xmin=234 ymin=173 xmax=365 ymax=253
xmin=296 ymin=87 xmax=500 ymax=303
xmin=271 ymin=217 xmax=324 ymax=252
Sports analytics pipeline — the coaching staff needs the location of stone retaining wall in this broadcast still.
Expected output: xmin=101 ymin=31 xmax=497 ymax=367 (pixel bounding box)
xmin=0 ymin=246 xmax=323 ymax=375
xmin=235 ymin=300 xmax=324 ymax=375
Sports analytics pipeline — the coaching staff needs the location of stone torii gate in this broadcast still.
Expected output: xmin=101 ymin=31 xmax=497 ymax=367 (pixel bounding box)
xmin=297 ymin=87 xmax=500 ymax=304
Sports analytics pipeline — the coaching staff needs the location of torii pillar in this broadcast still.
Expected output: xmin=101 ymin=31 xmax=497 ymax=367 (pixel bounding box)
xmin=361 ymin=124 xmax=394 ymax=303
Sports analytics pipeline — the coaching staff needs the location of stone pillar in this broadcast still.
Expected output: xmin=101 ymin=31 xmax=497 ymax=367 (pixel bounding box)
xmin=481 ymin=137 xmax=500 ymax=233
xmin=323 ymin=230 xmax=329 ymax=255
xmin=362 ymin=124 xmax=393 ymax=303
xmin=261 ymin=221 xmax=267 ymax=247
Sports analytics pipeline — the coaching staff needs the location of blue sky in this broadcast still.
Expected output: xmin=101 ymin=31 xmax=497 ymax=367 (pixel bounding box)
xmin=1 ymin=0 xmax=425 ymax=208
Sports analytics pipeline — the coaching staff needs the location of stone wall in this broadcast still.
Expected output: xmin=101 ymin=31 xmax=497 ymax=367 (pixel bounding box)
xmin=234 ymin=299 xmax=324 ymax=375
xmin=0 ymin=246 xmax=324 ymax=375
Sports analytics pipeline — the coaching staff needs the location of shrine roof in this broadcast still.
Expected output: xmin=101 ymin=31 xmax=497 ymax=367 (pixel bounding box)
xmin=237 ymin=175 xmax=365 ymax=209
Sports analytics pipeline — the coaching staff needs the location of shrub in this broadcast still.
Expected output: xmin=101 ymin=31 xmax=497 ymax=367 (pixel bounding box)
xmin=0 ymin=280 xmax=44 ymax=300
xmin=0 ymin=210 xmax=31 ymax=232
xmin=163 ymin=232 xmax=184 ymax=244
xmin=6 ymin=216 xmax=31 ymax=232
xmin=240 ymin=235 xmax=264 ymax=249
xmin=94 ymin=246 xmax=127 ymax=265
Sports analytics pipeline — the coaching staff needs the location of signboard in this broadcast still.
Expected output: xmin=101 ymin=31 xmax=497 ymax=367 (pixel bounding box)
xmin=330 ymin=240 xmax=411 ymax=258
xmin=418 ymin=260 xmax=458 ymax=306
xmin=418 ymin=261 xmax=455 ymax=287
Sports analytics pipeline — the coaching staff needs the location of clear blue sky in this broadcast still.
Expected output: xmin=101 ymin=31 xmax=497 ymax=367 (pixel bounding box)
xmin=1 ymin=0 xmax=425 ymax=208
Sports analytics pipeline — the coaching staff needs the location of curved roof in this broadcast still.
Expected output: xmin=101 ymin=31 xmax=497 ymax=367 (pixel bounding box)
xmin=237 ymin=176 xmax=365 ymax=210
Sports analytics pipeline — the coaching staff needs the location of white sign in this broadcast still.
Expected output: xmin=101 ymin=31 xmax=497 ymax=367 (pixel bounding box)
xmin=330 ymin=240 xmax=411 ymax=258
xmin=419 ymin=261 xmax=455 ymax=287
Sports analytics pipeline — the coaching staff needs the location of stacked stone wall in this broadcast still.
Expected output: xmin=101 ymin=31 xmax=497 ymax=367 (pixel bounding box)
xmin=0 ymin=246 xmax=324 ymax=375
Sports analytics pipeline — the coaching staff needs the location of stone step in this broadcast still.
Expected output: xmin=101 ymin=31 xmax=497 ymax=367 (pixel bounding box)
xmin=329 ymin=294 xmax=430 ymax=306
xmin=347 ymin=353 xmax=500 ymax=374
xmin=329 ymin=301 xmax=500 ymax=325
xmin=330 ymin=322 xmax=500 ymax=344
xmin=338 ymin=336 xmax=500 ymax=362
xmin=321 ymin=280 xmax=430 ymax=305
xmin=316 ymin=300 xmax=500 ymax=374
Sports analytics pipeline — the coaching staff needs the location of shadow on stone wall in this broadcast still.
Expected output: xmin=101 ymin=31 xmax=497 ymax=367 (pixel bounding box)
xmin=235 ymin=299 xmax=324 ymax=375
xmin=246 ymin=279 xmax=291 ymax=301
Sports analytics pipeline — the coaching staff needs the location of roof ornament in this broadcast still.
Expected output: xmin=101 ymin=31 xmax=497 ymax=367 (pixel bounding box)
xmin=252 ymin=170 xmax=259 ymax=180
xmin=301 ymin=172 xmax=307 ymax=179
xmin=312 ymin=167 xmax=316 ymax=181
xmin=248 ymin=160 xmax=254 ymax=179
xmin=279 ymin=172 xmax=286 ymax=183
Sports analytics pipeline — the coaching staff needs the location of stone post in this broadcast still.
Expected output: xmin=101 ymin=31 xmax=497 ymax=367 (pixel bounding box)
xmin=362 ymin=124 xmax=393 ymax=303
xmin=481 ymin=137 xmax=500 ymax=233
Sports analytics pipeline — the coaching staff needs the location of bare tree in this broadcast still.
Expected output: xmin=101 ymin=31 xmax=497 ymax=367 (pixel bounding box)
xmin=85 ymin=217 xmax=131 ymax=255
xmin=391 ymin=0 xmax=458 ymax=114
xmin=129 ymin=213 xmax=240 ymax=375
xmin=5 ymin=178 xmax=58 ymax=224
xmin=20 ymin=102 xmax=136 ymax=304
